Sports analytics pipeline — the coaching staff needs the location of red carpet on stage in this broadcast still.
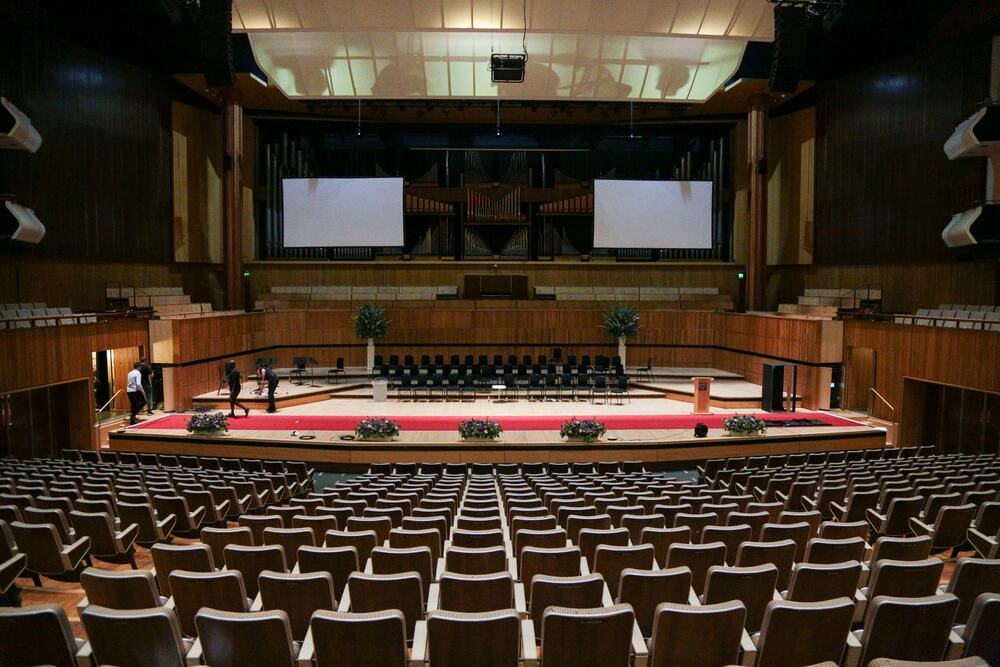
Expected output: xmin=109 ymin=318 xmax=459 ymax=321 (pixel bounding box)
xmin=133 ymin=412 xmax=862 ymax=432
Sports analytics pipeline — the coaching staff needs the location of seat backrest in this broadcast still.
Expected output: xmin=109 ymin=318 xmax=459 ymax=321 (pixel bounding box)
xmin=760 ymin=521 xmax=811 ymax=561
xmin=81 ymin=567 xmax=162 ymax=609
xmin=640 ymin=526 xmax=692 ymax=566
xmin=258 ymin=570 xmax=336 ymax=640
xmin=929 ymin=503 xmax=977 ymax=548
xmin=593 ymin=543 xmax=655 ymax=598
xmin=309 ymin=609 xmax=409 ymax=666
xmin=195 ymin=608 xmax=296 ymax=667
xmin=116 ymin=502 xmax=165 ymax=543
xmin=617 ymin=566 xmax=693 ymax=638
xmin=577 ymin=527 xmax=630 ymax=566
xmin=169 ymin=569 xmax=249 ymax=637
xmin=200 ymin=527 xmax=253 ymax=565
xmin=870 ymin=535 xmax=933 ymax=563
xmin=666 ymin=541 xmax=727 ymax=595
xmin=23 ymin=506 xmax=74 ymax=544
xmin=347 ymin=571 xmax=424 ymax=636
xmin=70 ymin=510 xmax=124 ymax=556
xmin=262 ymin=527 xmax=314 ymax=568
xmin=10 ymin=521 xmax=71 ymax=574
xmin=754 ymin=597 xmax=855 ymax=667
xmin=804 ymin=536 xmax=867 ymax=564
xmin=529 ymin=573 xmax=605 ymax=636
xmin=785 ymin=561 xmax=862 ymax=602
xmin=150 ymin=543 xmax=214 ymax=596
xmin=370 ymin=546 xmax=433 ymax=596
xmin=702 ymin=524 xmax=752 ymax=566
xmin=428 ymin=608 xmax=520 ymax=667
xmin=438 ymin=571 xmax=514 ymax=613
xmin=324 ymin=529 xmax=378 ymax=565
xmin=520 ymin=546 xmax=582 ymax=586
xmin=859 ymin=594 xmax=960 ymax=666
xmin=540 ymin=604 xmax=634 ymax=667
xmin=222 ymin=544 xmax=286 ymax=597
xmin=868 ymin=558 xmax=944 ymax=599
xmin=81 ymin=604 xmax=188 ymax=667
xmin=945 ymin=557 xmax=1000 ymax=624
xmin=702 ymin=564 xmax=778 ymax=633
xmin=388 ymin=527 xmax=442 ymax=560
xmin=444 ymin=545 xmax=507 ymax=576
xmin=0 ymin=603 xmax=80 ymax=667
xmin=962 ymin=592 xmax=1000 ymax=666
xmin=648 ymin=601 xmax=746 ymax=667
xmin=297 ymin=545 xmax=359 ymax=600
xmin=515 ymin=527 xmax=568 ymax=558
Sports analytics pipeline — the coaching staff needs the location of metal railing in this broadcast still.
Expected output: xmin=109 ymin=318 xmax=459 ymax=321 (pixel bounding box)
xmin=869 ymin=387 xmax=896 ymax=446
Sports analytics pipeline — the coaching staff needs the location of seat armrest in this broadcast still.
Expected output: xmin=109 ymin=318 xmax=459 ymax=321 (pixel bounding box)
xmin=688 ymin=588 xmax=701 ymax=606
xmin=427 ymin=583 xmax=439 ymax=612
xmin=843 ymin=630 xmax=863 ymax=667
xmin=363 ymin=559 xmax=373 ymax=574
xmin=829 ymin=501 xmax=846 ymax=516
xmin=853 ymin=590 xmax=867 ymax=623
xmin=946 ymin=630 xmax=965 ymax=659
xmin=631 ymin=621 xmax=649 ymax=667
xmin=739 ymin=630 xmax=757 ymax=667
xmin=64 ymin=536 xmax=91 ymax=566
xmin=434 ymin=558 xmax=445 ymax=580
xmin=337 ymin=587 xmax=351 ymax=612
xmin=117 ymin=522 xmax=140 ymax=549
xmin=165 ymin=596 xmax=176 ymax=610
xmin=601 ymin=582 xmax=614 ymax=607
xmin=77 ymin=596 xmax=90 ymax=614
xmin=216 ymin=500 xmax=231 ymax=517
xmin=772 ymin=590 xmax=783 ymax=601
xmin=579 ymin=556 xmax=590 ymax=575
xmin=186 ymin=638 xmax=203 ymax=666
xmin=76 ymin=641 xmax=93 ymax=667
xmin=410 ymin=620 xmax=428 ymax=667
xmin=157 ymin=513 xmax=177 ymax=531
xmin=514 ymin=583 xmax=527 ymax=615
xmin=296 ymin=628 xmax=315 ymax=667
xmin=909 ymin=518 xmax=932 ymax=535
xmin=521 ymin=619 xmax=539 ymax=667
xmin=251 ymin=592 xmax=263 ymax=611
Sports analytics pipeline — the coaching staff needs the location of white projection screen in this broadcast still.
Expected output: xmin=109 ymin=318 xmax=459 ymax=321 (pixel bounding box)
xmin=282 ymin=178 xmax=404 ymax=247
xmin=593 ymin=180 xmax=713 ymax=249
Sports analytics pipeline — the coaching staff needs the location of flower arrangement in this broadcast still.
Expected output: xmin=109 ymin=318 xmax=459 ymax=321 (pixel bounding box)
xmin=722 ymin=414 xmax=768 ymax=436
xmin=458 ymin=418 xmax=503 ymax=440
xmin=186 ymin=411 xmax=229 ymax=434
xmin=354 ymin=304 xmax=390 ymax=341
xmin=559 ymin=418 xmax=607 ymax=442
xmin=602 ymin=304 xmax=641 ymax=339
xmin=355 ymin=417 xmax=400 ymax=441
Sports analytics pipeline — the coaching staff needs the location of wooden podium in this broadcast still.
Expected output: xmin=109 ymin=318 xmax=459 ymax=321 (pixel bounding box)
xmin=692 ymin=377 xmax=712 ymax=414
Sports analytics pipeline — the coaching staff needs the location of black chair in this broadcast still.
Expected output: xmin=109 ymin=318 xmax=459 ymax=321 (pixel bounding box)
xmin=611 ymin=375 xmax=630 ymax=404
xmin=404 ymin=355 xmax=414 ymax=366
xmin=464 ymin=355 xmax=474 ymax=366
xmin=501 ymin=374 xmax=518 ymax=402
xmin=508 ymin=355 xmax=518 ymax=366
xmin=493 ymin=355 xmax=503 ymax=366
xmin=522 ymin=355 xmax=532 ymax=367
xmin=478 ymin=355 xmax=489 ymax=366
xmin=552 ymin=348 xmax=562 ymax=363
xmin=374 ymin=355 xmax=384 ymax=368
xmin=421 ymin=354 xmax=431 ymax=366
xmin=567 ymin=354 xmax=577 ymax=366
xmin=433 ymin=354 xmax=444 ymax=366
xmin=528 ymin=374 xmax=543 ymax=401
xmin=389 ymin=355 xmax=400 ymax=366
xmin=396 ymin=376 xmax=413 ymax=401
xmin=544 ymin=374 xmax=559 ymax=401
xmin=560 ymin=373 xmax=577 ymax=401
xmin=451 ymin=355 xmax=461 ymax=366
xmin=538 ymin=355 xmax=547 ymax=367
xmin=636 ymin=358 xmax=653 ymax=381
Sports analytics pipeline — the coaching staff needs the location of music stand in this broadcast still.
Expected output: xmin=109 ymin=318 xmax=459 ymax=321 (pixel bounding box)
xmin=291 ymin=356 xmax=320 ymax=387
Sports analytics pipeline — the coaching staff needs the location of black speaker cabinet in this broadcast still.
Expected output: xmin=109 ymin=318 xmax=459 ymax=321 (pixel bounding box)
xmin=770 ymin=5 xmax=811 ymax=93
xmin=761 ymin=362 xmax=785 ymax=412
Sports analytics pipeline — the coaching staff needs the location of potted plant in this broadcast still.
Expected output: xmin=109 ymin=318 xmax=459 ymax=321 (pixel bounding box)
xmin=458 ymin=418 xmax=503 ymax=440
xmin=559 ymin=417 xmax=607 ymax=442
xmin=354 ymin=304 xmax=390 ymax=373
xmin=722 ymin=414 xmax=768 ymax=436
xmin=355 ymin=417 xmax=400 ymax=441
xmin=186 ymin=411 xmax=230 ymax=436
xmin=602 ymin=304 xmax=640 ymax=369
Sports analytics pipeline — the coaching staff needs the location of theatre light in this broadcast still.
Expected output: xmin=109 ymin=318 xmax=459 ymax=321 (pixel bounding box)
xmin=490 ymin=54 xmax=526 ymax=83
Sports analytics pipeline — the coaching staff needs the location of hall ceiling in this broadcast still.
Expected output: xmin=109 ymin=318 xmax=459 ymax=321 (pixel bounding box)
xmin=232 ymin=0 xmax=774 ymax=102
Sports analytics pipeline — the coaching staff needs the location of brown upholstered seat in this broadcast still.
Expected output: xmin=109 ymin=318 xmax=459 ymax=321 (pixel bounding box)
xmin=784 ymin=560 xmax=862 ymax=603
xmin=804 ymin=536 xmax=867 ymax=564
xmin=528 ymin=573 xmax=605 ymax=636
xmin=617 ymin=566 xmax=693 ymax=638
xmin=943 ymin=557 xmax=1000 ymax=624
xmin=540 ymin=604 xmax=638 ymax=667
xmin=752 ymin=597 xmax=855 ymax=667
xmin=371 ymin=546 xmax=434 ymax=596
xmin=150 ymin=543 xmax=214 ymax=596
xmin=389 ymin=527 xmax=442 ymax=560
xmin=297 ymin=545 xmax=359 ymax=600
xmin=853 ymin=594 xmax=960 ymax=666
xmin=80 ymin=604 xmax=191 ymax=667
xmin=646 ymin=600 xmax=746 ymax=667
xmin=436 ymin=571 xmax=515 ymax=613
xmin=80 ymin=567 xmax=165 ymax=609
xmin=194 ymin=608 xmax=299 ymax=667
xmin=117 ymin=502 xmax=176 ymax=546
xmin=702 ymin=563 xmax=778 ymax=633
xmin=910 ymin=503 xmax=977 ymax=555
xmin=258 ymin=569 xmax=336 ymax=640
xmin=168 ymin=569 xmax=251 ymax=637
xmin=345 ymin=571 xmax=425 ymax=637
xmin=961 ymin=592 xmax=1000 ymax=665
xmin=577 ymin=527 xmax=630 ymax=567
xmin=593 ymin=543 xmax=655 ymax=597
xmin=519 ymin=546 xmax=583 ymax=585
xmin=10 ymin=520 xmax=90 ymax=583
xmin=200 ymin=526 xmax=253 ymax=566
xmin=238 ymin=514 xmax=283 ymax=545
xmin=703 ymin=524 xmax=753 ymax=565
xmin=324 ymin=528 xmax=379 ymax=566
xmin=306 ymin=609 xmax=410 ymax=666
xmin=262 ymin=526 xmax=315 ymax=568
xmin=426 ymin=608 xmax=523 ymax=667
xmin=640 ymin=526 xmax=692 ymax=567
xmin=666 ymin=541 xmax=726 ymax=596
xmin=760 ymin=521 xmax=812 ymax=562
xmin=152 ymin=495 xmax=204 ymax=538
xmin=0 ymin=603 xmax=85 ymax=667
xmin=444 ymin=544 xmax=508 ymax=575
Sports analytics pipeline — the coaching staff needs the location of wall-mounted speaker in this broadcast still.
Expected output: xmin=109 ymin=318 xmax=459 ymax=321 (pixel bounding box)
xmin=769 ymin=6 xmax=811 ymax=93
xmin=944 ymin=105 xmax=1000 ymax=159
xmin=1 ymin=201 xmax=46 ymax=244
xmin=0 ymin=97 xmax=42 ymax=153
xmin=199 ymin=0 xmax=235 ymax=87
xmin=942 ymin=204 xmax=1000 ymax=249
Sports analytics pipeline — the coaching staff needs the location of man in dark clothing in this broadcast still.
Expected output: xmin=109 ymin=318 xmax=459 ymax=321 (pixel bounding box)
xmin=263 ymin=366 xmax=280 ymax=413
xmin=126 ymin=361 xmax=146 ymax=425
xmin=139 ymin=358 xmax=154 ymax=415
xmin=226 ymin=361 xmax=250 ymax=417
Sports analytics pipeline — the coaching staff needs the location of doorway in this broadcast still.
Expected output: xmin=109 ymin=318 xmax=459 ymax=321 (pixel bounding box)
xmin=844 ymin=346 xmax=876 ymax=413
xmin=900 ymin=379 xmax=999 ymax=453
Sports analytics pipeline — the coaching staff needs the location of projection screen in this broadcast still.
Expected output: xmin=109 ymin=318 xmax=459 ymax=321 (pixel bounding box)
xmin=282 ymin=177 xmax=404 ymax=247
xmin=593 ymin=180 xmax=713 ymax=249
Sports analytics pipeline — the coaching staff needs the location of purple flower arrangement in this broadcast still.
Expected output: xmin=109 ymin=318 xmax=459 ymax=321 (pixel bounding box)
xmin=186 ymin=411 xmax=230 ymax=434
xmin=458 ymin=418 xmax=503 ymax=440
xmin=355 ymin=417 xmax=401 ymax=441
xmin=559 ymin=418 xmax=607 ymax=442
xmin=722 ymin=414 xmax=768 ymax=435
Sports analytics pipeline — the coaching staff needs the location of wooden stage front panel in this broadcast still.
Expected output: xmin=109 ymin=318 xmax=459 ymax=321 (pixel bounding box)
xmin=109 ymin=425 xmax=885 ymax=466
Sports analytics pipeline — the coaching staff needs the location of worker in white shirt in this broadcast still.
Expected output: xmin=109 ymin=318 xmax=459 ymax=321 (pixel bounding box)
xmin=126 ymin=361 xmax=146 ymax=425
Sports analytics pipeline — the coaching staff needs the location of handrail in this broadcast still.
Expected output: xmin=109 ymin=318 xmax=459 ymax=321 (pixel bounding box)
xmin=96 ymin=389 xmax=122 ymax=414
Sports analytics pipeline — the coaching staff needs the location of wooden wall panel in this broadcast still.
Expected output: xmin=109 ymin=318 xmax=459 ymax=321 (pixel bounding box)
xmin=172 ymin=101 xmax=223 ymax=264
xmin=844 ymin=321 xmax=1000 ymax=430
xmin=766 ymin=107 xmax=815 ymax=266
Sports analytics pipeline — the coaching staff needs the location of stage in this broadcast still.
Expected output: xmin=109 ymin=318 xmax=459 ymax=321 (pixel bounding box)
xmin=110 ymin=397 xmax=886 ymax=467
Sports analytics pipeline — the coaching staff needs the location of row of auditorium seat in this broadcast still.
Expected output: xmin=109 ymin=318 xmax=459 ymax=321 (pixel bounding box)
xmin=0 ymin=303 xmax=96 ymax=328
xmin=894 ymin=307 xmax=1000 ymax=330
xmin=0 ymin=449 xmax=998 ymax=665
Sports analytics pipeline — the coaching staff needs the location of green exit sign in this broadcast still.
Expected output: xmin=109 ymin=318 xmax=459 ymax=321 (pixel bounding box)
xmin=242 ymin=271 xmax=251 ymax=278
xmin=737 ymin=272 xmax=746 ymax=280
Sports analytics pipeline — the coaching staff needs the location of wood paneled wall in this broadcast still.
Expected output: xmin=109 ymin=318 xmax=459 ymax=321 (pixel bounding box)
xmin=0 ymin=257 xmax=226 ymax=312
xmin=172 ymin=101 xmax=223 ymax=264
xmin=766 ymin=107 xmax=815 ymax=266
xmin=844 ymin=321 xmax=1000 ymax=429
xmin=767 ymin=260 xmax=997 ymax=313
xmin=248 ymin=261 xmax=743 ymax=299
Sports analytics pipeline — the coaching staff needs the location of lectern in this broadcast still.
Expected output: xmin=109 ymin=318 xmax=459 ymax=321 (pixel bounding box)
xmin=692 ymin=377 xmax=712 ymax=414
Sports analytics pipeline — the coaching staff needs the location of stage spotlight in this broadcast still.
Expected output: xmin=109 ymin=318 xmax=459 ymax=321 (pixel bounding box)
xmin=490 ymin=54 xmax=526 ymax=83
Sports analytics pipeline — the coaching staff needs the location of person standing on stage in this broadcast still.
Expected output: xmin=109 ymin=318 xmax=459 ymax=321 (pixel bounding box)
xmin=126 ymin=362 xmax=146 ymax=425
xmin=227 ymin=360 xmax=250 ymax=418
xmin=139 ymin=357 xmax=154 ymax=415
xmin=264 ymin=365 xmax=280 ymax=413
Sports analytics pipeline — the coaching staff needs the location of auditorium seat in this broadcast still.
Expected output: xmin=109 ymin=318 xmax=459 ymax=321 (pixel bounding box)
xmin=592 ymin=543 xmax=656 ymax=598
xmin=848 ymin=594 xmax=961 ymax=667
xmin=200 ymin=526 xmax=254 ymax=565
xmin=79 ymin=567 xmax=165 ymax=610
xmin=69 ymin=510 xmax=139 ymax=567
xmin=181 ymin=489 xmax=230 ymax=529
xmin=702 ymin=524 xmax=753 ymax=565
xmin=942 ymin=558 xmax=1000 ymax=624
xmin=223 ymin=544 xmax=287 ymax=597
xmin=10 ymin=520 xmax=90 ymax=584
xmin=0 ymin=604 xmax=85 ymax=667
xmin=432 ymin=571 xmax=518 ymax=614
xmin=262 ymin=527 xmax=315 ymax=568
xmin=152 ymin=495 xmax=205 ymax=538
xmin=304 ymin=609 xmax=413 ymax=666
xmin=343 ymin=571 xmax=425 ymax=637
xmin=959 ymin=593 xmax=1000 ymax=665
xmin=425 ymin=608 xmax=527 ymax=667
xmin=803 ymin=536 xmax=867 ymax=564
xmin=640 ymin=526 xmax=692 ymax=566
xmin=666 ymin=541 xmax=726 ymax=595
xmin=539 ymin=604 xmax=642 ymax=667
xmin=519 ymin=546 xmax=585 ymax=585
xmin=443 ymin=545 xmax=508 ymax=576
xmin=79 ymin=605 xmax=192 ymax=667
xmin=192 ymin=608 xmax=302 ymax=667
xmin=867 ymin=495 xmax=925 ymax=538
xmin=168 ymin=569 xmax=251 ymax=637
xmin=257 ymin=570 xmax=336 ymax=640
xmin=324 ymin=529 xmax=379 ymax=566
xmin=239 ymin=514 xmax=284 ymax=545
xmin=150 ymin=543 xmax=214 ymax=596
xmin=750 ymin=597 xmax=856 ymax=667
xmin=645 ymin=601 xmax=747 ymax=667
xmin=910 ymin=503 xmax=978 ymax=555
xmin=783 ymin=561 xmax=863 ymax=604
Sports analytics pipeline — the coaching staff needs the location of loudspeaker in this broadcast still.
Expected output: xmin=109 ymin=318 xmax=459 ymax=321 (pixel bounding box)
xmin=199 ymin=0 xmax=235 ymax=87
xmin=694 ymin=423 xmax=708 ymax=438
xmin=1 ymin=201 xmax=45 ymax=244
xmin=769 ymin=5 xmax=810 ymax=93
xmin=761 ymin=362 xmax=785 ymax=412
xmin=0 ymin=97 xmax=42 ymax=153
